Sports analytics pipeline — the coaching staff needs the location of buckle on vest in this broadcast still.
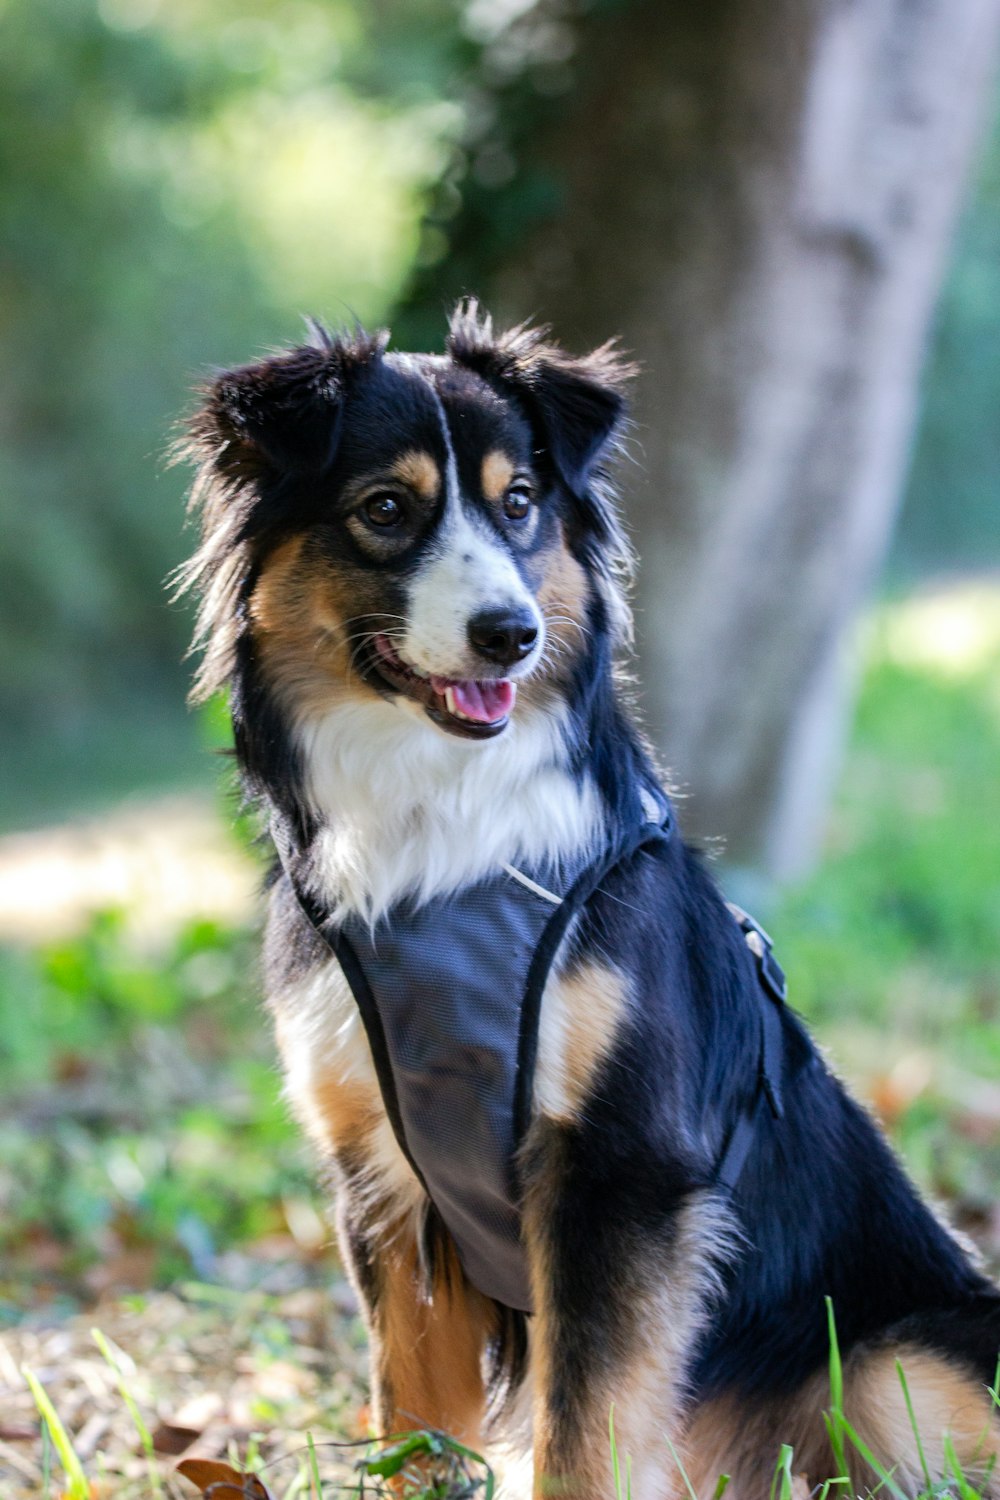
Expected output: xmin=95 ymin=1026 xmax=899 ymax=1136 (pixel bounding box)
xmin=728 ymin=904 xmax=788 ymax=1007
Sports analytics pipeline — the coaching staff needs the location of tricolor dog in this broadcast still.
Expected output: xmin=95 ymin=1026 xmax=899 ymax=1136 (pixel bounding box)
xmin=179 ymin=303 xmax=1000 ymax=1497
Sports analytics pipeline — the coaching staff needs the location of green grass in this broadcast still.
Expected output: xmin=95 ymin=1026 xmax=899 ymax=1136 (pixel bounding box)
xmin=26 ymin=1329 xmax=995 ymax=1500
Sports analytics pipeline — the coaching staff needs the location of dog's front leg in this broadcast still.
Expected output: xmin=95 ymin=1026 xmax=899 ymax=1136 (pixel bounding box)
xmin=522 ymin=1120 xmax=714 ymax=1500
xmin=337 ymin=1189 xmax=491 ymax=1450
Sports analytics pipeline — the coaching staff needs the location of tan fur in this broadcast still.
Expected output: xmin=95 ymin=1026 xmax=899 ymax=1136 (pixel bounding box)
xmin=389 ymin=450 xmax=440 ymax=502
xmin=604 ymin=1201 xmax=735 ymax=1500
xmin=249 ymin=535 xmax=309 ymax=632
xmin=249 ymin=534 xmax=374 ymax=718
xmin=536 ymin=534 xmax=590 ymax=679
xmin=481 ymin=449 xmax=516 ymax=501
xmin=685 ymin=1343 xmax=1000 ymax=1498
xmin=685 ymin=1386 xmax=829 ymax=1500
xmin=534 ymin=962 xmax=630 ymax=1124
xmin=525 ymin=1152 xmax=730 ymax=1500
xmin=274 ymin=965 xmax=488 ymax=1449
xmin=271 ymin=962 xmax=423 ymax=1215
xmin=297 ymin=1069 xmax=381 ymax=1158
xmin=847 ymin=1345 xmax=1000 ymax=1492
xmin=371 ymin=1225 xmax=490 ymax=1446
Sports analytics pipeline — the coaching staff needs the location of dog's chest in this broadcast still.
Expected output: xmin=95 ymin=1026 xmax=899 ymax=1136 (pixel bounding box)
xmin=272 ymin=878 xmax=630 ymax=1302
xmin=272 ymin=792 xmax=671 ymax=1312
xmin=333 ymin=866 xmax=575 ymax=1311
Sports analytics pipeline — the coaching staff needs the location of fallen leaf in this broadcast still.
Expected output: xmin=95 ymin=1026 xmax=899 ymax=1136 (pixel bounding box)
xmin=151 ymin=1421 xmax=201 ymax=1455
xmin=176 ymin=1457 xmax=273 ymax=1498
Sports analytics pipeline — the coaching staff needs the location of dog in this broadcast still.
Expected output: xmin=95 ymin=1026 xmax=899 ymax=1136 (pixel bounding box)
xmin=179 ymin=302 xmax=1000 ymax=1498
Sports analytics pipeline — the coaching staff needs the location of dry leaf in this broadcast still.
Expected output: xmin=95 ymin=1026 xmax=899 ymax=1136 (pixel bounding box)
xmin=150 ymin=1421 xmax=201 ymax=1456
xmin=176 ymin=1457 xmax=273 ymax=1498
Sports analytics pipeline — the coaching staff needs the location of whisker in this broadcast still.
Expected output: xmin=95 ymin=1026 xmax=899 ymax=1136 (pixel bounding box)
xmin=340 ymin=611 xmax=408 ymax=627
xmin=544 ymin=611 xmax=591 ymax=643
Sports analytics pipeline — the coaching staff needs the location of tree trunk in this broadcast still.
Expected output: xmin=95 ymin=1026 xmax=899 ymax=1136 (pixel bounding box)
xmin=489 ymin=0 xmax=1000 ymax=875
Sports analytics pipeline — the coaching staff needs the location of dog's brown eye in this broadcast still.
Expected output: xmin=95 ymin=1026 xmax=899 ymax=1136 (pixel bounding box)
xmin=365 ymin=493 xmax=404 ymax=528
xmin=503 ymin=486 xmax=533 ymax=521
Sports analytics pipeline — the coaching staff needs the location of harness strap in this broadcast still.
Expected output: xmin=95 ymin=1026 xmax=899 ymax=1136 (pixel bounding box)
xmin=717 ymin=904 xmax=787 ymax=1193
xmin=271 ymin=813 xmax=786 ymax=1215
xmin=512 ymin=809 xmax=673 ymax=1144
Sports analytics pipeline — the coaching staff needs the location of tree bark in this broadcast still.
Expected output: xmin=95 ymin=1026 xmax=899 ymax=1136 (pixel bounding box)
xmin=489 ymin=0 xmax=1000 ymax=875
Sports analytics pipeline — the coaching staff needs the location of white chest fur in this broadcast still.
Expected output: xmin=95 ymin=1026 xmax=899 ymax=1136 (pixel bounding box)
xmin=297 ymin=694 xmax=600 ymax=924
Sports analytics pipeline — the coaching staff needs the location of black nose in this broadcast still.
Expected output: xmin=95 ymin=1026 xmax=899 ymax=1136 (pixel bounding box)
xmin=467 ymin=607 xmax=539 ymax=667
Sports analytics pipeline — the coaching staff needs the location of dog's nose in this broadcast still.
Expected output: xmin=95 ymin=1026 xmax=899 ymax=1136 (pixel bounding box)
xmin=467 ymin=607 xmax=539 ymax=667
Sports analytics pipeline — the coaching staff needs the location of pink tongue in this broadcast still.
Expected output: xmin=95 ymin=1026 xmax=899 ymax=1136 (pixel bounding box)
xmin=432 ymin=677 xmax=515 ymax=723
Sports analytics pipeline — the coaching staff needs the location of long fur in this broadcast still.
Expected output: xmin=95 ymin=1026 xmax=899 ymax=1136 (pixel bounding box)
xmin=179 ymin=302 xmax=1000 ymax=1499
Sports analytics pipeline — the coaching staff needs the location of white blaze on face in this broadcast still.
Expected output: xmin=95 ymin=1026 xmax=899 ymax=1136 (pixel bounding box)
xmin=402 ymin=383 xmax=544 ymax=680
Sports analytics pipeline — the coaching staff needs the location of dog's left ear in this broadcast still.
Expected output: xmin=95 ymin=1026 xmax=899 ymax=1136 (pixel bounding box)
xmin=517 ymin=345 xmax=630 ymax=496
xmin=447 ymin=301 xmax=633 ymax=517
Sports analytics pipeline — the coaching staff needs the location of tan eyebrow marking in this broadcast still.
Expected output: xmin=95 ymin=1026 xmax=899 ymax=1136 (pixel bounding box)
xmin=481 ymin=449 xmax=516 ymax=502
xmin=389 ymin=450 xmax=440 ymax=501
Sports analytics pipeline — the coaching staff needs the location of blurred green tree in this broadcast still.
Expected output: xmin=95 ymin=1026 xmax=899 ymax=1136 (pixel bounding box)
xmin=0 ymin=0 xmax=447 ymax=825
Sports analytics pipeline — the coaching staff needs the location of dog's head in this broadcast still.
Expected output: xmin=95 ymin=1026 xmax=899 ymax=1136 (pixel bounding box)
xmin=179 ymin=301 xmax=633 ymax=752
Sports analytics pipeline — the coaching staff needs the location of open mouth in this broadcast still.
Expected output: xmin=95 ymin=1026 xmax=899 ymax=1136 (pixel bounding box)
xmin=366 ymin=634 xmax=516 ymax=739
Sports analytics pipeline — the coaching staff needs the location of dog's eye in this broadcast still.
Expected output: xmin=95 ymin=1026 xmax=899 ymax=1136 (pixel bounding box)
xmin=503 ymin=485 xmax=533 ymax=522
xmin=364 ymin=492 xmax=405 ymax=528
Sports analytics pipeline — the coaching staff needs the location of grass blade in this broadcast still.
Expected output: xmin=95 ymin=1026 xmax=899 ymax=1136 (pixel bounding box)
xmin=833 ymin=1412 xmax=907 ymax=1500
xmin=896 ymin=1357 xmax=932 ymax=1491
xmin=824 ymin=1297 xmax=851 ymax=1480
xmin=91 ymin=1326 xmax=164 ymax=1497
xmin=664 ymin=1431 xmax=699 ymax=1500
xmin=441 ymin=1433 xmax=495 ymax=1500
xmin=22 ymin=1364 xmax=89 ymax=1500
xmin=769 ymin=1443 xmax=795 ymax=1500
xmin=943 ymin=1430 xmax=980 ymax=1500
xmin=306 ymin=1432 xmax=322 ymax=1499
xmin=610 ymin=1404 xmax=623 ymax=1500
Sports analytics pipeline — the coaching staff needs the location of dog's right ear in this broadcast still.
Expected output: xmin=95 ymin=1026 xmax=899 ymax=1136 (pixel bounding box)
xmin=175 ymin=326 xmax=386 ymax=703
xmin=194 ymin=348 xmax=336 ymax=485
xmin=189 ymin=325 xmax=388 ymax=487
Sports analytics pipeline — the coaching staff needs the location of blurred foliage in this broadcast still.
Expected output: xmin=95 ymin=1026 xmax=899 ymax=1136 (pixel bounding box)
xmin=0 ymin=0 xmax=456 ymax=828
xmin=771 ymin=590 xmax=1000 ymax=1219
xmin=0 ymin=911 xmax=311 ymax=1317
xmin=1 ymin=595 xmax=998 ymax=1318
xmin=391 ymin=0 xmax=602 ymax=350
xmin=0 ymin=0 xmax=997 ymax=830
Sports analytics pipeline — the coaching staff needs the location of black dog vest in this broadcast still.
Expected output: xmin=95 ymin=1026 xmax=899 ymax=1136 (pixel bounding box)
xmin=278 ymin=792 xmax=785 ymax=1313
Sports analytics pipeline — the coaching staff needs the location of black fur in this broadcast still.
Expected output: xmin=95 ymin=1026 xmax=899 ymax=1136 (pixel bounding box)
xmin=180 ymin=302 xmax=1000 ymax=1493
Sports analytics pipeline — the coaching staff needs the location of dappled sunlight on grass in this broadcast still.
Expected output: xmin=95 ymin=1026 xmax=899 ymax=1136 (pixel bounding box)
xmin=0 ymin=794 xmax=257 ymax=945
xmin=876 ymin=578 xmax=1000 ymax=680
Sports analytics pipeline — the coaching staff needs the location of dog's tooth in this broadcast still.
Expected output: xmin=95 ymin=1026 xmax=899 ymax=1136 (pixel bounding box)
xmin=444 ymin=687 xmax=457 ymax=716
